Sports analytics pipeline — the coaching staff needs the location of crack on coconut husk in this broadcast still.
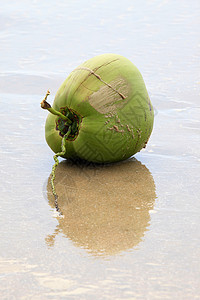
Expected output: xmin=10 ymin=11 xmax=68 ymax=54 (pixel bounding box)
xmin=75 ymin=67 xmax=126 ymax=100
xmin=88 ymin=77 xmax=129 ymax=114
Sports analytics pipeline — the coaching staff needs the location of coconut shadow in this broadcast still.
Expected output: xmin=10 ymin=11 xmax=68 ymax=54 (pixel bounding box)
xmin=45 ymin=157 xmax=156 ymax=258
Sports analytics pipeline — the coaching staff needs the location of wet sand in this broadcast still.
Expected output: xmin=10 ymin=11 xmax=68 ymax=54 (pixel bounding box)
xmin=0 ymin=0 xmax=200 ymax=299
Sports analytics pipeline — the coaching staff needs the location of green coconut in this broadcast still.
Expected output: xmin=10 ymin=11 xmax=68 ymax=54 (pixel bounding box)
xmin=41 ymin=53 xmax=154 ymax=208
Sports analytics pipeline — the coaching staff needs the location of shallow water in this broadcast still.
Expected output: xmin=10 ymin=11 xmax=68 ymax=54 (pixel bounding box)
xmin=0 ymin=0 xmax=200 ymax=299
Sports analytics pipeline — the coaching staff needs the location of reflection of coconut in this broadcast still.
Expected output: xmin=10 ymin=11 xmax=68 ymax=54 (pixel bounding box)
xmin=46 ymin=158 xmax=156 ymax=257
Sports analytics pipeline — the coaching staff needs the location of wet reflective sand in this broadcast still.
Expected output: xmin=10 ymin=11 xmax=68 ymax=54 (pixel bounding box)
xmin=0 ymin=0 xmax=200 ymax=299
xmin=46 ymin=159 xmax=156 ymax=256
